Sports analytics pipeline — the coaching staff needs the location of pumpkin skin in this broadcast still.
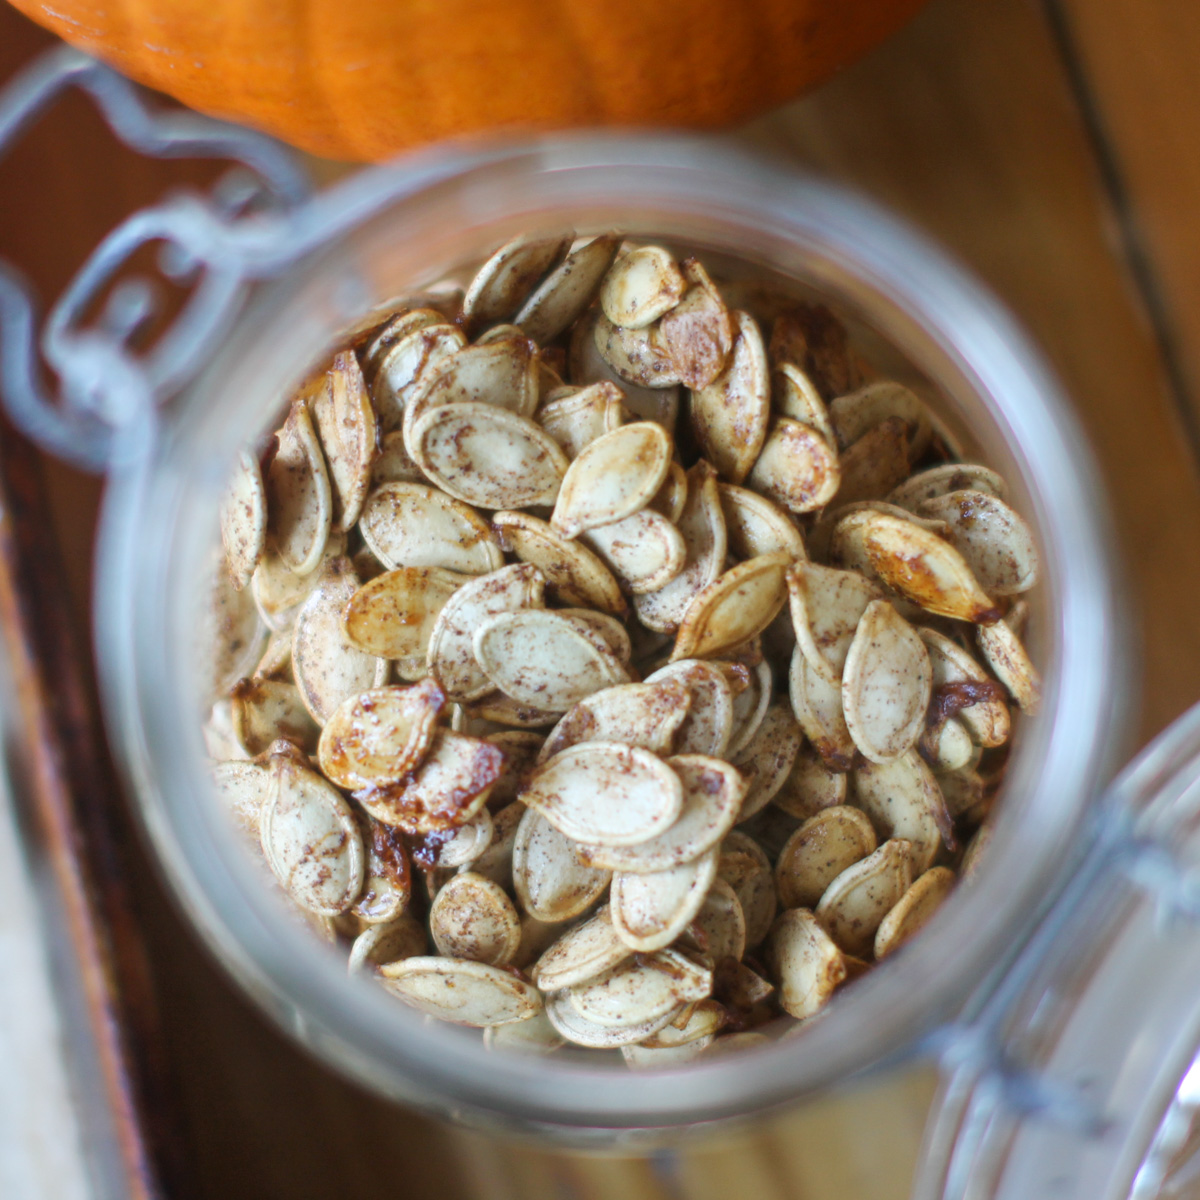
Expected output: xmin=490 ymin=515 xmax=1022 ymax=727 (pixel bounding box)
xmin=8 ymin=0 xmax=928 ymax=162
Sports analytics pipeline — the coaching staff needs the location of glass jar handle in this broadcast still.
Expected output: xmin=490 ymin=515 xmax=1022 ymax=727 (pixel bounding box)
xmin=0 ymin=45 xmax=312 ymax=470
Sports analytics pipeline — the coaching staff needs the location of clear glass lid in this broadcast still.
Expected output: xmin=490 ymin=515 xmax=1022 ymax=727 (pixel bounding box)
xmin=918 ymin=699 xmax=1200 ymax=1200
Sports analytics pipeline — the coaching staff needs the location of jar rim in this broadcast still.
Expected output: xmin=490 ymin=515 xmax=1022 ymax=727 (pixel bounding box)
xmin=97 ymin=133 xmax=1130 ymax=1138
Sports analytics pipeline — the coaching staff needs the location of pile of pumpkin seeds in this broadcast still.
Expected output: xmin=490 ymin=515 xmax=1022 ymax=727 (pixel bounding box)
xmin=203 ymin=231 xmax=1041 ymax=1063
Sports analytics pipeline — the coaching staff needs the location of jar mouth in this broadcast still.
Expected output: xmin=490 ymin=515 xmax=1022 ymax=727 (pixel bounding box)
xmin=97 ymin=133 xmax=1130 ymax=1136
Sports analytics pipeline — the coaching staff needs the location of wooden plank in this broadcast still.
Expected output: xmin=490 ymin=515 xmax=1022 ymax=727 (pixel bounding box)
xmin=1052 ymin=0 xmax=1200 ymax=440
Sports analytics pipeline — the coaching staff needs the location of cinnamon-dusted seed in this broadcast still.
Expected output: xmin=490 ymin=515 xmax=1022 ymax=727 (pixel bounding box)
xmin=600 ymin=245 xmax=687 ymax=329
xmin=348 ymin=913 xmax=426 ymax=975
xmin=841 ymin=600 xmax=932 ymax=764
xmin=231 ymin=677 xmax=319 ymax=756
xmin=430 ymin=872 xmax=522 ymax=966
xmin=493 ymin=510 xmax=626 ymax=616
xmin=672 ymin=552 xmax=791 ymax=662
xmin=516 ymin=234 xmax=622 ymax=344
xmin=689 ymin=311 xmax=770 ymax=484
xmin=317 ymin=679 xmax=445 ymax=790
xmin=787 ymin=561 xmax=884 ymax=687
xmin=789 ymin=647 xmax=856 ymax=772
xmin=685 ymin=878 xmax=746 ymax=963
xmin=310 ymin=350 xmax=377 ymax=532
xmin=610 ymin=849 xmax=719 ymax=951
xmin=411 ymin=402 xmax=568 ymax=510
xmin=474 ymin=609 xmax=629 ymax=710
xmin=220 ymin=451 xmax=267 ymax=590
xmin=594 ymin=312 xmax=682 ymax=389
xmin=374 ymin=322 xmax=466 ymax=433
xmin=359 ymin=482 xmax=503 ymax=575
xmin=462 ymin=231 xmax=573 ymax=325
xmin=211 ymin=759 xmax=272 ymax=842
xmin=343 ymin=566 xmax=470 ymax=661
xmin=726 ymin=655 xmax=771 ymax=757
xmin=917 ymin=490 xmax=1039 ymax=596
xmin=198 ymin=559 xmax=267 ymax=703
xmin=649 ymin=460 xmax=689 ymax=524
xmin=718 ymin=831 xmax=777 ymax=950
xmin=766 ymin=909 xmax=846 ymax=1019
xmin=551 ymin=422 xmax=672 ymax=538
xmin=538 ymin=678 xmax=692 ymax=763
xmin=511 ymin=807 xmax=611 ymax=923
xmin=545 ymin=988 xmax=680 ymax=1049
xmin=567 ymin=948 xmax=710 ymax=1029
xmin=829 ymin=381 xmax=932 ymax=457
xmin=853 ymin=752 xmax=948 ymax=874
xmin=536 ymin=381 xmax=625 ymax=459
xmin=735 ymin=701 xmax=804 ymax=821
xmin=776 ymin=807 xmax=878 ymax=910
xmin=874 ymin=866 xmax=955 ymax=958
xmin=532 ymin=905 xmax=631 ymax=992
xmin=746 ymin=417 xmax=840 ymax=514
xmin=634 ymin=459 xmax=726 ymax=634
xmin=521 ymin=741 xmax=683 ymax=846
xmin=772 ymin=362 xmax=835 ymax=446
xmin=977 ymin=617 xmax=1042 ymax=715
xmin=773 ymin=739 xmax=850 ymax=821
xmin=352 ymin=816 xmax=413 ymax=925
xmin=718 ymin=483 xmax=806 ymax=561
xmin=266 ymin=399 xmax=333 ymax=576
xmin=887 ymin=462 xmax=1008 ymax=509
xmin=657 ymin=258 xmax=735 ymax=389
xmin=833 ymin=416 xmax=910 ymax=506
xmin=645 ymin=659 xmax=736 ymax=758
xmin=379 ymin=957 xmax=543 ymax=1026
xmin=815 ymin=839 xmax=914 ymax=958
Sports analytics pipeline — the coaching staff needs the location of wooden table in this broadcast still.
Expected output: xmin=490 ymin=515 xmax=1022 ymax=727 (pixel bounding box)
xmin=3 ymin=0 xmax=1200 ymax=1195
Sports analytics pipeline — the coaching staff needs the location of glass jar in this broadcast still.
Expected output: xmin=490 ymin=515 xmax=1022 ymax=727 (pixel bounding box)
xmin=86 ymin=133 xmax=1130 ymax=1145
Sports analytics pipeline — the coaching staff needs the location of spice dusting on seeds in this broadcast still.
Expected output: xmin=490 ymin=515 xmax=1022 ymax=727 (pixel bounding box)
xmin=202 ymin=231 xmax=1042 ymax=1058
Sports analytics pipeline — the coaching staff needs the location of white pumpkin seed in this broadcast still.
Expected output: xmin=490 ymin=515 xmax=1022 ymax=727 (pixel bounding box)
xmin=484 ymin=732 xmax=544 ymax=806
xmin=220 ymin=451 xmax=267 ymax=590
xmin=645 ymin=659 xmax=736 ymax=757
xmin=532 ymin=905 xmax=631 ymax=992
xmin=789 ymin=647 xmax=856 ymax=771
xmin=374 ymin=323 xmax=467 ymax=433
xmin=735 ymin=701 xmax=803 ymax=821
xmin=858 ymin=510 xmax=1003 ymax=623
xmin=842 ymin=600 xmax=932 ymax=764
xmin=343 ymin=566 xmax=470 ymax=661
xmin=787 ymin=561 xmax=884 ymax=686
xmin=484 ymin=1010 xmax=566 ymax=1055
xmin=198 ymin=559 xmax=267 ymax=702
xmin=511 ymin=807 xmax=611 ymax=923
xmin=600 ymin=245 xmax=687 ymax=329
xmin=927 ymin=716 xmax=977 ymax=771
xmin=569 ymin=308 xmax=680 ymax=429
xmin=474 ymin=609 xmax=629 ymax=710
xmin=833 ymin=417 xmax=911 ymax=506
xmin=939 ymin=766 xmax=988 ymax=825
xmin=359 ymin=482 xmax=504 ymax=575
xmin=685 ymin=878 xmax=746 ymax=963
xmin=317 ymin=679 xmax=446 ymax=789
xmin=887 ymin=462 xmax=1009 ymax=509
xmin=551 ymin=422 xmax=672 ymax=538
xmin=644 ymin=999 xmax=726 ymax=1048
xmin=649 ymin=460 xmax=688 ymax=524
xmin=545 ymin=988 xmax=679 ymax=1049
xmin=765 ymin=909 xmax=846 ymax=1019
xmin=259 ymin=751 xmax=364 ymax=916
xmin=212 ymin=759 xmax=271 ymax=841
xmin=976 ymin=618 xmax=1042 ymax=715
xmin=521 ymin=741 xmax=683 ymax=847
xmin=657 ymin=258 xmax=735 ymax=389
xmin=250 ymin=532 xmax=346 ymax=632
xmin=470 ymin=692 xmax=564 ymax=729
xmin=492 ymin=509 xmax=626 ymax=617
xmin=634 ymin=460 xmax=727 ymax=633
xmin=610 ymin=849 xmax=719 ymax=952
xmin=536 ymin=381 xmax=625 ymax=459
xmin=411 ymin=401 xmax=568 ymax=510
xmin=362 ymin=307 xmax=442 ymax=379
xmin=266 ymin=399 xmax=333 ymax=576
xmin=594 ymin=313 xmax=683 ymax=391
xmin=426 ymin=564 xmax=546 ymax=702
xmin=772 ymin=741 xmax=846 ymax=824
xmin=815 ymin=839 xmax=914 ymax=957
xmin=462 ymin=231 xmax=573 ymax=325
xmin=230 ymin=677 xmax=319 ymax=756
xmin=829 ymin=381 xmax=932 ymax=457
xmin=515 ymin=234 xmax=622 ymax=343
xmin=348 ymin=913 xmax=426 ymax=975
xmin=671 ymin=551 xmax=791 ymax=662
xmin=853 ymin=753 xmax=948 ymax=873
xmin=718 ymin=833 xmax=777 ymax=950
xmin=355 ymin=730 xmax=503 ymax=833
xmin=291 ymin=558 xmax=388 ymax=724
xmin=746 ymin=417 xmax=841 ymax=514
xmin=688 ymin=311 xmax=770 ymax=484
xmin=538 ymin=678 xmax=692 ymax=763
xmin=378 ymin=956 xmax=542 ymax=1026
xmin=874 ymin=866 xmax=955 ymax=958
xmin=772 ymin=362 xmax=835 ymax=446
xmin=727 ymin=655 xmax=770 ymax=757
xmin=568 ymin=948 xmax=710 ymax=1028
xmin=718 ymin=483 xmax=806 ymax=561
xmin=623 ymin=1038 xmax=712 ymax=1067
xmin=467 ymin=800 xmax=524 ymax=886
xmin=577 ymin=755 xmax=747 ymax=873
xmin=776 ymin=806 xmax=878 ymax=909
xmin=429 ymin=872 xmax=522 ymax=966
xmin=310 ymin=350 xmax=377 ymax=532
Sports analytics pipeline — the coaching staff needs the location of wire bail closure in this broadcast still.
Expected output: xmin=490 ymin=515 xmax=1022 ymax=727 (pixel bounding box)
xmin=0 ymin=45 xmax=312 ymax=470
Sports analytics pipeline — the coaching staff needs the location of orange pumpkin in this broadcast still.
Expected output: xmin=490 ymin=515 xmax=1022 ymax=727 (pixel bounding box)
xmin=8 ymin=0 xmax=927 ymax=162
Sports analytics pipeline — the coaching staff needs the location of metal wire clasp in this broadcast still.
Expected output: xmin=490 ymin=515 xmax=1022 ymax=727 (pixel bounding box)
xmin=0 ymin=45 xmax=312 ymax=470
